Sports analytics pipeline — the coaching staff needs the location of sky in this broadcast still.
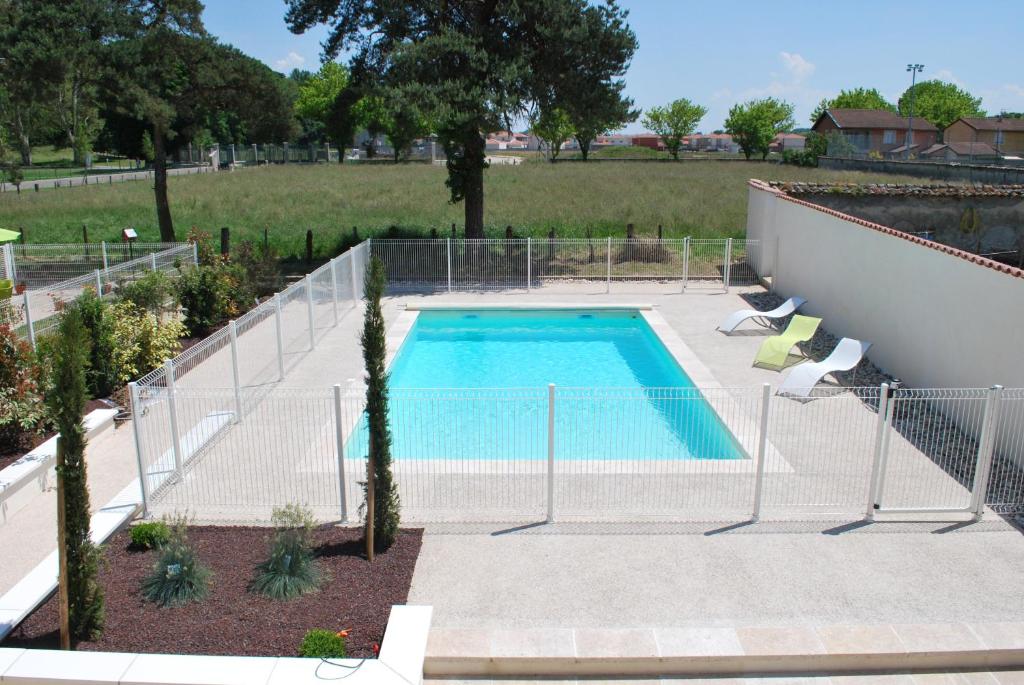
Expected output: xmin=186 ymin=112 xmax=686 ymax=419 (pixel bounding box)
xmin=203 ymin=0 xmax=1024 ymax=134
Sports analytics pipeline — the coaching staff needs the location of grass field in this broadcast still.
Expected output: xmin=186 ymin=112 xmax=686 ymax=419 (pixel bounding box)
xmin=0 ymin=160 xmax=914 ymax=258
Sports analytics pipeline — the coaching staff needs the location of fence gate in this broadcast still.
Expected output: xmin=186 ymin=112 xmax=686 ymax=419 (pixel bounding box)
xmin=870 ymin=388 xmax=997 ymax=516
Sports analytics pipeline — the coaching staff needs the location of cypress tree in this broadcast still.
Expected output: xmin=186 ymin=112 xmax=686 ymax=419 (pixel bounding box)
xmin=361 ymin=256 xmax=400 ymax=553
xmin=49 ymin=304 xmax=105 ymax=642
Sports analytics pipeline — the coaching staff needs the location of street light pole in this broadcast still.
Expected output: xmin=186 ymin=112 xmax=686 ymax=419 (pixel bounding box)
xmin=905 ymin=63 xmax=924 ymax=159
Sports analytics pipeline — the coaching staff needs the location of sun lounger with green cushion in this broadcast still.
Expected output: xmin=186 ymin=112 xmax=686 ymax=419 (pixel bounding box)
xmin=754 ymin=314 xmax=822 ymax=369
xmin=0 ymin=279 xmax=12 ymax=300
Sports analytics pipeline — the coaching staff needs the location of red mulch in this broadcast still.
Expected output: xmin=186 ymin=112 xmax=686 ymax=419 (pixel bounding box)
xmin=2 ymin=526 xmax=423 ymax=658
xmin=0 ymin=399 xmax=111 ymax=472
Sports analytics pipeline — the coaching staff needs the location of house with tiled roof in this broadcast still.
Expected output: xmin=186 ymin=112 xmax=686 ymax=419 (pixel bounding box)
xmin=944 ymin=116 xmax=1024 ymax=156
xmin=811 ymin=108 xmax=938 ymax=156
xmin=919 ymin=142 xmax=1001 ymax=162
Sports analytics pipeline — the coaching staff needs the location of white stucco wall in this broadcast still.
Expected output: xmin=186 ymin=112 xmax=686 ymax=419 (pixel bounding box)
xmin=747 ymin=181 xmax=1024 ymax=461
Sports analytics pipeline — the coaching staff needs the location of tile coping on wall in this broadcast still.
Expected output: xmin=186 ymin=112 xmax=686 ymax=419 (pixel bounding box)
xmin=423 ymin=622 xmax=1024 ymax=678
xmin=0 ymin=605 xmax=433 ymax=685
xmin=0 ymin=409 xmax=119 ymax=522
xmin=748 ymin=179 xmax=1024 ymax=281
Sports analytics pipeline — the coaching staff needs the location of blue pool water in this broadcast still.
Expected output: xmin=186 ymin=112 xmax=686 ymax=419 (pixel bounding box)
xmin=348 ymin=309 xmax=744 ymax=460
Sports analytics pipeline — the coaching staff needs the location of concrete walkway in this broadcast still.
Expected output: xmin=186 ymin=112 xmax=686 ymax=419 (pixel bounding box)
xmin=0 ymin=422 xmax=140 ymax=596
xmin=426 ymin=673 xmax=1024 ymax=684
xmin=0 ymin=165 xmax=213 ymax=193
xmin=409 ymin=520 xmax=1024 ymax=632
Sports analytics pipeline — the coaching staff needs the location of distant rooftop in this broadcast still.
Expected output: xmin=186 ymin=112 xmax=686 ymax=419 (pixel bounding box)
xmin=816 ymin=108 xmax=938 ymax=132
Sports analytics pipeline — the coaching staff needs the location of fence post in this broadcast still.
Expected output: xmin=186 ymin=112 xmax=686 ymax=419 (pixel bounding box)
xmin=606 ymin=237 xmax=612 ymax=294
xmin=526 ymin=237 xmax=532 ymax=292
xmin=101 ymin=241 xmax=109 ymax=270
xmin=23 ymin=291 xmax=35 ymax=350
xmin=873 ymin=385 xmax=898 ymax=508
xmin=333 ymin=384 xmax=349 ymax=523
xmin=150 ymin=252 xmax=157 ymax=270
xmin=229 ymin=321 xmax=243 ymax=423
xmin=94 ymin=269 xmax=102 ymax=295
xmin=305 ymin=275 xmax=316 ymax=350
xmin=446 ymin=237 xmax=453 ymax=293
xmin=751 ymin=383 xmax=771 ymax=522
xmin=865 ymin=383 xmax=891 ymax=520
xmin=330 ymin=257 xmax=339 ymax=325
xmin=164 ymin=360 xmax=184 ymax=476
xmin=274 ymin=294 xmax=285 ymax=381
xmin=681 ymin=237 xmax=690 ymax=293
xmin=723 ymin=237 xmax=733 ymax=292
xmin=3 ymin=244 xmax=15 ymax=282
xmin=970 ymin=385 xmax=1004 ymax=520
xmin=128 ymin=382 xmax=150 ymax=518
xmin=349 ymin=250 xmax=359 ymax=307
xmin=546 ymin=383 xmax=556 ymax=523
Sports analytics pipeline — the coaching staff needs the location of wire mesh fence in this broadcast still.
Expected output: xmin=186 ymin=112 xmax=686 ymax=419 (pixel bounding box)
xmin=369 ymin=238 xmax=760 ymax=293
xmin=11 ymin=243 xmax=197 ymax=346
xmin=133 ymin=379 xmax=1024 ymax=524
xmin=9 ymin=242 xmax=189 ymax=289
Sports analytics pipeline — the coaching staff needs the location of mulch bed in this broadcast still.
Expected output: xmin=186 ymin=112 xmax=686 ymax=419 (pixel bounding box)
xmin=0 ymin=399 xmax=111 ymax=472
xmin=2 ymin=526 xmax=423 ymax=658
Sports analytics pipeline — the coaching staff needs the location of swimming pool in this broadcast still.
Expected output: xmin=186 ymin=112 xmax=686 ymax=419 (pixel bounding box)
xmin=348 ymin=308 xmax=744 ymax=460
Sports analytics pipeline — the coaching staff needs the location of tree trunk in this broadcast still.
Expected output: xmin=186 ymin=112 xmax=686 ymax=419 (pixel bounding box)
xmin=152 ymin=126 xmax=176 ymax=242
xmin=580 ymin=141 xmax=590 ymax=161
xmin=463 ymin=133 xmax=486 ymax=239
xmin=14 ymin=111 xmax=31 ymax=166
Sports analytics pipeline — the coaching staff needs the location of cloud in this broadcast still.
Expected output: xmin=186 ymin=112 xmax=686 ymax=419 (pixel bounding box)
xmin=274 ymin=51 xmax=306 ymax=71
xmin=779 ymin=52 xmax=815 ymax=83
xmin=933 ymin=69 xmax=963 ymax=87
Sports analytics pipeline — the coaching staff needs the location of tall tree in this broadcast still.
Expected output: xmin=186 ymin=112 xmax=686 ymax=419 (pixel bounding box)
xmin=360 ymin=256 xmax=400 ymax=556
xmin=725 ymin=97 xmax=795 ymax=160
xmin=285 ymin=0 xmax=637 ymax=238
xmin=811 ymin=87 xmax=896 ymax=124
xmin=897 ymin=80 xmax=984 ymax=131
xmin=49 ymin=304 xmax=105 ymax=643
xmin=531 ymin=107 xmax=574 ymax=162
xmin=294 ymin=61 xmax=354 ymax=156
xmin=0 ymin=0 xmax=62 ymax=165
xmin=641 ymin=98 xmax=707 ymax=159
xmin=103 ymin=3 xmax=296 ymax=240
xmin=380 ymin=98 xmax=429 ymax=163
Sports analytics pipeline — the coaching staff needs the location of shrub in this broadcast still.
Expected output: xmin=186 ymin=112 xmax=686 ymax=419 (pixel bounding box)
xmin=117 ymin=271 xmax=174 ymax=318
xmin=141 ymin=521 xmax=211 ymax=607
xmin=109 ymin=301 xmax=185 ymax=384
xmin=76 ymin=288 xmax=118 ymax=398
xmin=0 ymin=325 xmax=48 ymax=452
xmin=235 ymin=240 xmax=283 ymax=297
xmin=299 ymin=629 xmax=347 ymax=658
xmin=781 ymin=149 xmax=819 ymax=168
xmin=174 ymin=263 xmax=251 ymax=337
xmin=250 ymin=504 xmax=322 ymax=600
xmin=130 ymin=521 xmax=171 ymax=550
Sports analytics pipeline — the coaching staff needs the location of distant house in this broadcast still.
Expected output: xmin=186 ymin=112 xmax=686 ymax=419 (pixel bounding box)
xmin=770 ymin=133 xmax=806 ymax=152
xmin=687 ymin=133 xmax=738 ymax=153
xmin=631 ymin=134 xmax=665 ymax=150
xmin=486 ymin=131 xmax=532 ymax=151
xmin=594 ymin=134 xmax=632 ymax=147
xmin=919 ymin=142 xmax=1001 ymax=162
xmin=944 ymin=117 xmax=1024 ymax=157
xmin=811 ymin=108 xmax=938 ymax=156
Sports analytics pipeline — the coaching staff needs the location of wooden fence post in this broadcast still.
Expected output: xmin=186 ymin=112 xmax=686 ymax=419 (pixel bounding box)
xmin=306 ymin=230 xmax=314 ymax=263
xmin=220 ymin=227 xmax=230 ymax=257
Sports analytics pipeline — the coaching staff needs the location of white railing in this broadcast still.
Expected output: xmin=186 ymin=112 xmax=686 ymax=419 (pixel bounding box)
xmin=370 ymin=237 xmax=759 ymax=292
xmin=132 ymin=381 xmax=1024 ymax=523
xmin=10 ymin=243 xmax=197 ymax=348
xmin=9 ymin=242 xmax=189 ymax=289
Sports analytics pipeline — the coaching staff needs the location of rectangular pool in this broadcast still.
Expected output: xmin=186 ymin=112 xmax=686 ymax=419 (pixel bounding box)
xmin=349 ymin=309 xmax=744 ymax=460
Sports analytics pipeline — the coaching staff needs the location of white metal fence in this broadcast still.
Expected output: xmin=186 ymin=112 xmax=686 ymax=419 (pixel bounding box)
xmin=131 ymin=380 xmax=1024 ymax=523
xmin=370 ymin=238 xmax=759 ymax=292
xmin=5 ymin=243 xmax=197 ymax=347
xmin=7 ymin=242 xmax=188 ymax=289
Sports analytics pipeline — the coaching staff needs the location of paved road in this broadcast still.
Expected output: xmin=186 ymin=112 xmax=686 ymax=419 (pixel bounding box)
xmin=0 ymin=165 xmax=214 ymax=193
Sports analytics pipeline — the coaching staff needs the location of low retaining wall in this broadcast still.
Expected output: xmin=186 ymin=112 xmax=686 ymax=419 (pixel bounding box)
xmin=820 ymin=156 xmax=1024 ymax=184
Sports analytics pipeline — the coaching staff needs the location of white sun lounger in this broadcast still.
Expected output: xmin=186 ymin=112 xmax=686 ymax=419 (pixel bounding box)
xmin=717 ymin=296 xmax=807 ymax=334
xmin=777 ymin=338 xmax=872 ymax=398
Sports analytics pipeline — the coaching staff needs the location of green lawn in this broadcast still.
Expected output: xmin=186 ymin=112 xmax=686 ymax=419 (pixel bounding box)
xmin=0 ymin=160 xmax=914 ymax=258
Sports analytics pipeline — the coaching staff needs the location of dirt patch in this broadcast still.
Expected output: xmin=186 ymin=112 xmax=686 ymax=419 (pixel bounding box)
xmin=2 ymin=526 xmax=423 ymax=658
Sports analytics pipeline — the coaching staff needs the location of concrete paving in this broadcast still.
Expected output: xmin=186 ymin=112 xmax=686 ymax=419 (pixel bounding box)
xmin=0 ymin=422 xmax=140 ymax=595
xmin=425 ymin=673 xmax=1024 ymax=684
xmin=407 ymin=519 xmax=1024 ymax=631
